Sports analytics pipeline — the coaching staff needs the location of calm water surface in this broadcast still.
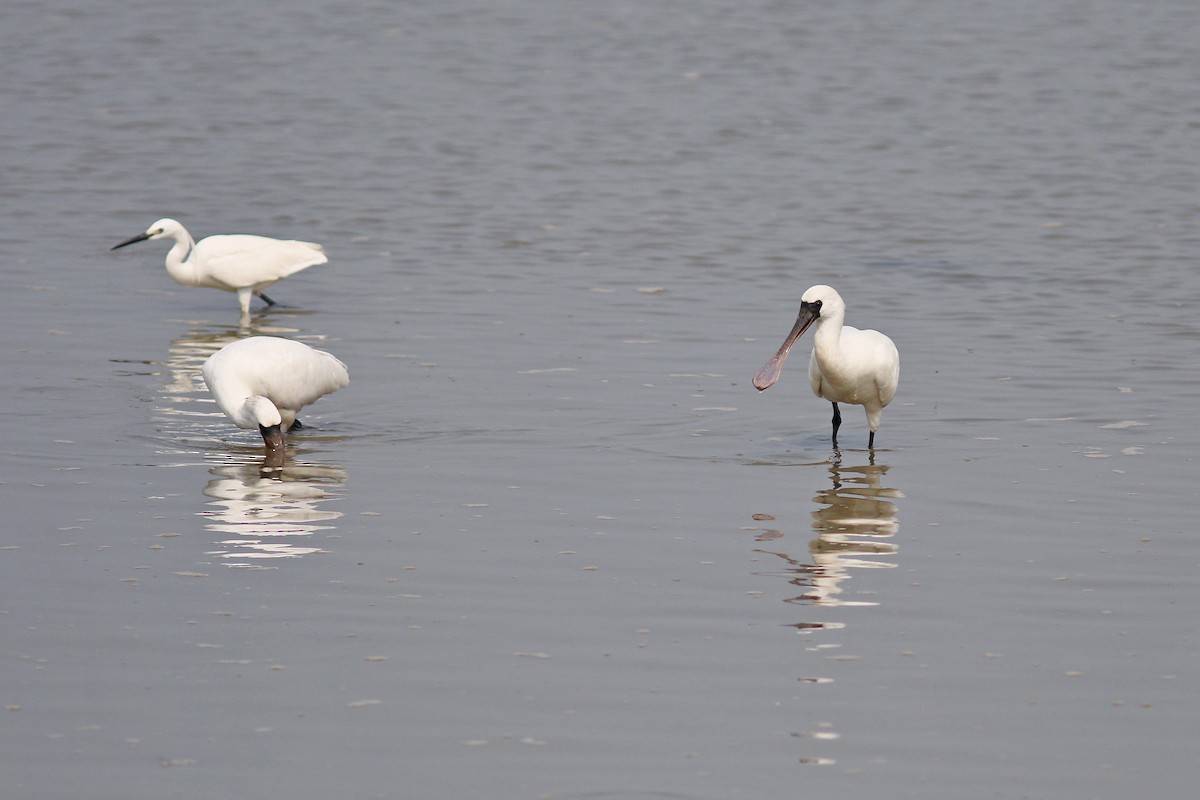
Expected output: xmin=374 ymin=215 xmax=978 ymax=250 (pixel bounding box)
xmin=3 ymin=1 xmax=1199 ymax=798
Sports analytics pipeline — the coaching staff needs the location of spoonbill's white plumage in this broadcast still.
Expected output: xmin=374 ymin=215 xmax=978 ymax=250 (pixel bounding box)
xmin=111 ymin=218 xmax=327 ymax=318
xmin=202 ymin=336 xmax=349 ymax=452
xmin=754 ymin=285 xmax=899 ymax=450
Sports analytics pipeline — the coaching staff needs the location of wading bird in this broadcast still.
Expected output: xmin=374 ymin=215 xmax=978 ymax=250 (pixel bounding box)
xmin=202 ymin=336 xmax=349 ymax=453
xmin=111 ymin=218 xmax=327 ymax=319
xmin=753 ymin=285 xmax=899 ymax=450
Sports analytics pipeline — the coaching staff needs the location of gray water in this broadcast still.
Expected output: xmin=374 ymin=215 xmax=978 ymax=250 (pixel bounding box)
xmin=4 ymin=1 xmax=1199 ymax=798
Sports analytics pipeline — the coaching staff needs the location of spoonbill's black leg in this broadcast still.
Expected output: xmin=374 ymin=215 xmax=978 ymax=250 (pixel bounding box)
xmin=868 ymin=430 xmax=876 ymax=450
xmin=831 ymin=402 xmax=842 ymax=449
xmin=256 ymin=290 xmax=277 ymax=306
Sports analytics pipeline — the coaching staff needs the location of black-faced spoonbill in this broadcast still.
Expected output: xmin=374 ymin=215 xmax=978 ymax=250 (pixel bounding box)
xmin=111 ymin=218 xmax=327 ymax=319
xmin=753 ymin=285 xmax=899 ymax=450
xmin=202 ymin=336 xmax=349 ymax=453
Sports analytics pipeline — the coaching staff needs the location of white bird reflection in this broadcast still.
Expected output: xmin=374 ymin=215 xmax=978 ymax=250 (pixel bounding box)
xmin=753 ymin=460 xmax=902 ymax=624
xmin=200 ymin=457 xmax=347 ymax=567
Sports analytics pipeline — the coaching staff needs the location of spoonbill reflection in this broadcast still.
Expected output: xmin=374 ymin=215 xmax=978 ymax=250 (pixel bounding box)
xmin=203 ymin=336 xmax=349 ymax=453
xmin=754 ymin=285 xmax=899 ymax=449
xmin=111 ymin=218 xmax=327 ymax=318
xmin=203 ymin=460 xmax=347 ymax=564
xmin=753 ymin=460 xmax=901 ymax=614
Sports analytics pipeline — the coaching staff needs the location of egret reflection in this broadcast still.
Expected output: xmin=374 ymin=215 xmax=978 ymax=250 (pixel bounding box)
xmin=200 ymin=456 xmax=347 ymax=567
xmin=753 ymin=460 xmax=902 ymax=623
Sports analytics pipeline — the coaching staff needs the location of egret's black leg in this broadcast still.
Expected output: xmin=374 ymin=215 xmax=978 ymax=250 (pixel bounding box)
xmin=288 ymin=418 xmax=303 ymax=432
xmin=256 ymin=290 xmax=277 ymax=306
xmin=831 ymin=402 xmax=842 ymax=449
xmin=868 ymin=430 xmax=875 ymax=450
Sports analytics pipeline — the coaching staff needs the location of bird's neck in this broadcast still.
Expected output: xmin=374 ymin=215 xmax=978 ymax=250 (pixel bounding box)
xmin=813 ymin=315 xmax=843 ymax=353
xmin=236 ymin=395 xmax=282 ymax=430
xmin=163 ymin=232 xmax=198 ymax=285
xmin=812 ymin=316 xmax=850 ymax=378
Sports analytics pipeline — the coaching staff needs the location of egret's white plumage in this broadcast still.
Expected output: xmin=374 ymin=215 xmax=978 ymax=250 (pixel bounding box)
xmin=112 ymin=218 xmax=327 ymax=318
xmin=754 ymin=285 xmax=899 ymax=449
xmin=202 ymin=336 xmax=349 ymax=452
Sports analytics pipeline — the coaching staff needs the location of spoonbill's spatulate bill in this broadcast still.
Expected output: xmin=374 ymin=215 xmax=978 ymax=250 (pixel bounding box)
xmin=754 ymin=284 xmax=899 ymax=450
xmin=202 ymin=336 xmax=349 ymax=452
xmin=111 ymin=218 xmax=327 ymax=318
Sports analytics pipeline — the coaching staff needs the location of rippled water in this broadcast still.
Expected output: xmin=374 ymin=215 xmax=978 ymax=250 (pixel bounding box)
xmin=4 ymin=1 xmax=1199 ymax=798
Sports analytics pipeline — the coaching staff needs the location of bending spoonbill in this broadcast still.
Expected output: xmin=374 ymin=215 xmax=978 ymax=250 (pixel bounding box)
xmin=202 ymin=336 xmax=349 ymax=452
xmin=111 ymin=218 xmax=327 ymax=318
xmin=753 ymin=285 xmax=899 ymax=450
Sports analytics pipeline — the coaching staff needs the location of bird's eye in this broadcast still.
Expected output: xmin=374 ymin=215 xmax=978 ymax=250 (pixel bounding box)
xmin=813 ymin=300 xmax=822 ymax=309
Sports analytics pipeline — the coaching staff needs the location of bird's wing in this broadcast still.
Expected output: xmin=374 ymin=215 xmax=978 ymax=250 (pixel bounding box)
xmin=864 ymin=331 xmax=900 ymax=408
xmin=255 ymin=343 xmax=350 ymax=411
xmin=196 ymin=235 xmax=328 ymax=289
xmin=881 ymin=360 xmax=899 ymax=406
xmin=204 ymin=338 xmax=348 ymax=423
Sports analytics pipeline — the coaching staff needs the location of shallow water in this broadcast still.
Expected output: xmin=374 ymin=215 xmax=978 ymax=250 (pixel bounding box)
xmin=4 ymin=1 xmax=1200 ymax=798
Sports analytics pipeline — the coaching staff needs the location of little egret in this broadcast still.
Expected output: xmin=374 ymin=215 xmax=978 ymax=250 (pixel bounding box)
xmin=753 ymin=285 xmax=899 ymax=450
xmin=202 ymin=336 xmax=349 ymax=452
xmin=111 ymin=218 xmax=327 ymax=318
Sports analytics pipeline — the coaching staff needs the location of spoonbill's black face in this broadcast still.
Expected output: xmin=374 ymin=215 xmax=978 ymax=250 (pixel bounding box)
xmin=800 ymin=298 xmax=822 ymax=317
xmin=259 ymin=423 xmax=285 ymax=452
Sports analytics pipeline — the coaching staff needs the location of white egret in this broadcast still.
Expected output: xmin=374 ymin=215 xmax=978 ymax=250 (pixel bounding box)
xmin=753 ymin=285 xmax=899 ymax=450
xmin=202 ymin=336 xmax=349 ymax=452
xmin=111 ymin=218 xmax=327 ymax=318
